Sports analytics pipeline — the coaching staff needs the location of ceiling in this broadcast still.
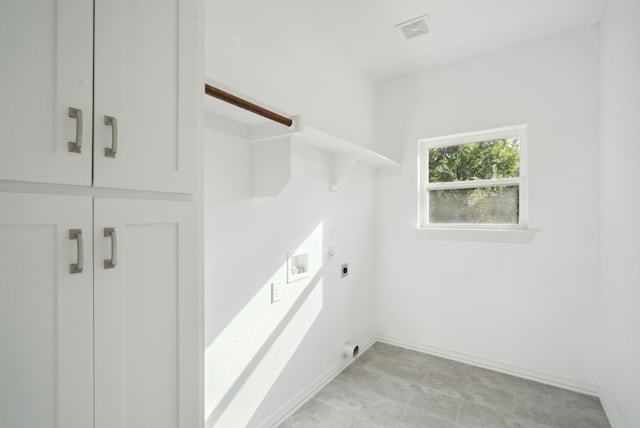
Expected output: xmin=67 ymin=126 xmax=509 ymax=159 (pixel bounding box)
xmin=292 ymin=0 xmax=606 ymax=81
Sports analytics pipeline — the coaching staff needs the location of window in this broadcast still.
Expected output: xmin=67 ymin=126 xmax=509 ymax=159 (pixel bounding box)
xmin=418 ymin=125 xmax=529 ymax=236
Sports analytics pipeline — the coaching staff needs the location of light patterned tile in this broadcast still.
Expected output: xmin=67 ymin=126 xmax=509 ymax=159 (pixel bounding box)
xmin=356 ymin=392 xmax=406 ymax=427
xmin=514 ymin=396 xmax=611 ymax=428
xmin=514 ymin=396 xmax=570 ymax=427
xmin=368 ymin=342 xmax=404 ymax=359
xmin=283 ymin=345 xmax=612 ymax=428
xmin=396 ymin=349 xmax=440 ymax=367
xmin=398 ymin=349 xmax=472 ymax=377
xmin=398 ymin=407 xmax=455 ymax=428
xmin=371 ymin=373 xmax=426 ymax=404
xmin=560 ymin=390 xmax=610 ymax=427
xmin=286 ymin=399 xmax=355 ymax=428
xmin=347 ymin=418 xmax=385 ymax=428
xmin=457 ymin=401 xmax=553 ymax=428
xmin=511 ymin=379 xmax=563 ymax=406
xmin=562 ymin=408 xmax=611 ymax=428
xmin=460 ymin=379 xmax=515 ymax=413
xmin=351 ymin=351 xmax=380 ymax=368
xmin=314 ymin=379 xmax=405 ymax=428
xmin=336 ymin=365 xmax=380 ymax=390
xmin=423 ymin=368 xmax=470 ymax=399
xmin=561 ymin=389 xmax=604 ymax=413
xmin=364 ymin=354 xmax=428 ymax=385
xmin=370 ymin=373 xmax=461 ymax=421
xmin=314 ymin=379 xmax=368 ymax=415
xmin=469 ymin=367 xmax=526 ymax=393
xmin=405 ymin=387 xmax=461 ymax=421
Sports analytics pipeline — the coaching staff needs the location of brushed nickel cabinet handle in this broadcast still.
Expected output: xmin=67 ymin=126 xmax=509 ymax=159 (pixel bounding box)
xmin=69 ymin=229 xmax=84 ymax=274
xmin=68 ymin=107 xmax=83 ymax=153
xmin=104 ymin=115 xmax=118 ymax=158
xmin=104 ymin=227 xmax=117 ymax=269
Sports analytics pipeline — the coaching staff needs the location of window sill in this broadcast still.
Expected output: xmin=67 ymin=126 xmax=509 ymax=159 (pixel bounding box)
xmin=414 ymin=227 xmax=536 ymax=243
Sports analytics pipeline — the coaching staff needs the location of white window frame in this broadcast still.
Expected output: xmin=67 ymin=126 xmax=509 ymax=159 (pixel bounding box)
xmin=417 ymin=125 xmax=534 ymax=242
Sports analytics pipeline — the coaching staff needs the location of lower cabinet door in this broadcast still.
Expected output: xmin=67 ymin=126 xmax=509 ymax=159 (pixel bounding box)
xmin=0 ymin=192 xmax=93 ymax=428
xmin=93 ymin=198 xmax=198 ymax=428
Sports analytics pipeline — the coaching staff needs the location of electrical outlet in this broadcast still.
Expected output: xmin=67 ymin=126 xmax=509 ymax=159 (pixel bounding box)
xmin=271 ymin=282 xmax=282 ymax=303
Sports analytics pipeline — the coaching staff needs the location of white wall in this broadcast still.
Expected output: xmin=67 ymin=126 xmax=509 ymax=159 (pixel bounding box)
xmin=205 ymin=0 xmax=375 ymax=149
xmin=375 ymin=26 xmax=602 ymax=389
xmin=203 ymin=130 xmax=377 ymax=427
xmin=203 ymin=2 xmax=380 ymax=425
xmin=600 ymin=0 xmax=640 ymax=426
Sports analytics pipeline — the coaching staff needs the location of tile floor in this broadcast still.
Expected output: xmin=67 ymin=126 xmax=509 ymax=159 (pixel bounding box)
xmin=280 ymin=342 xmax=610 ymax=428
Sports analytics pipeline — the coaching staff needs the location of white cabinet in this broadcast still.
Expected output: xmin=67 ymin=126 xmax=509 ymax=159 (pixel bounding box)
xmin=1 ymin=1 xmax=200 ymax=426
xmin=0 ymin=193 xmax=198 ymax=428
xmin=93 ymin=198 xmax=198 ymax=428
xmin=0 ymin=193 xmax=94 ymax=428
xmin=0 ymin=0 xmax=94 ymax=186
xmin=0 ymin=0 xmax=198 ymax=193
xmin=93 ymin=0 xmax=198 ymax=193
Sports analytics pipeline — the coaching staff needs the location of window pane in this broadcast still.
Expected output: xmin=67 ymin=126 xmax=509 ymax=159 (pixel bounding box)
xmin=429 ymin=185 xmax=519 ymax=224
xmin=428 ymin=138 xmax=520 ymax=183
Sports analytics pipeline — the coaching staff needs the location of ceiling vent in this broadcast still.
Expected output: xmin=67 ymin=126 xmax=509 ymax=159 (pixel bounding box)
xmin=396 ymin=14 xmax=432 ymax=40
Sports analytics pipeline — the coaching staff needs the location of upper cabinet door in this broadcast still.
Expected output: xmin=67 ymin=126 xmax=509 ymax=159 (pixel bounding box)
xmin=0 ymin=192 xmax=93 ymax=428
xmin=93 ymin=0 xmax=199 ymax=194
xmin=0 ymin=0 xmax=93 ymax=185
xmin=93 ymin=198 xmax=198 ymax=428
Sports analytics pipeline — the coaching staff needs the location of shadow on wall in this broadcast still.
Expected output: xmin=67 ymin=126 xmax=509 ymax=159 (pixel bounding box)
xmin=204 ymin=223 xmax=325 ymax=427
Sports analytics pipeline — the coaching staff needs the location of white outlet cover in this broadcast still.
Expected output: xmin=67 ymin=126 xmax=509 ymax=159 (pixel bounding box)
xmin=271 ymin=282 xmax=282 ymax=303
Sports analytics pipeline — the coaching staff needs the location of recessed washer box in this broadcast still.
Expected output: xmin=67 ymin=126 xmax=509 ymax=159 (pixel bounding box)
xmin=287 ymin=250 xmax=309 ymax=283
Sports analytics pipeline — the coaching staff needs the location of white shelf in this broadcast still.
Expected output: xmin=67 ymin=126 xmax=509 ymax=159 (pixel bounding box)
xmin=290 ymin=125 xmax=399 ymax=190
xmin=204 ymin=87 xmax=400 ymax=196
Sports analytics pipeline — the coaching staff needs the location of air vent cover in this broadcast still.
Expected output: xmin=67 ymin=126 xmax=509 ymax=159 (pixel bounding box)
xmin=396 ymin=14 xmax=432 ymax=40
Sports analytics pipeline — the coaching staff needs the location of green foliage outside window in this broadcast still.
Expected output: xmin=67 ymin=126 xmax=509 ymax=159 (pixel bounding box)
xmin=427 ymin=138 xmax=520 ymax=224
xmin=428 ymin=138 xmax=520 ymax=183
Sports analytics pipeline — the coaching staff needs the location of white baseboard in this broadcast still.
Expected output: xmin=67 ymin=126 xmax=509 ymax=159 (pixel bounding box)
xmin=600 ymin=390 xmax=624 ymax=428
xmin=259 ymin=335 xmax=377 ymax=428
xmin=377 ymin=334 xmax=600 ymax=396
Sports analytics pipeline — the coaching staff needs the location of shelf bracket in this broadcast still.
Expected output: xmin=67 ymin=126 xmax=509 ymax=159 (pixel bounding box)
xmin=330 ymin=151 xmax=364 ymax=192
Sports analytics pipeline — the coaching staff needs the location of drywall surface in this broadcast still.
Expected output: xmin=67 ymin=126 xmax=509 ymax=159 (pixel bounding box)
xmin=204 ymin=0 xmax=375 ymax=150
xmin=203 ymin=128 xmax=377 ymax=427
xmin=375 ymin=26 xmax=601 ymax=388
xmin=600 ymin=0 xmax=640 ymax=426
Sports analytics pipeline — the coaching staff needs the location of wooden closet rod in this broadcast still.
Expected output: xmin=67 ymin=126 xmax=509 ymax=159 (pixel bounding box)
xmin=204 ymin=83 xmax=293 ymax=128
